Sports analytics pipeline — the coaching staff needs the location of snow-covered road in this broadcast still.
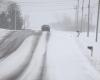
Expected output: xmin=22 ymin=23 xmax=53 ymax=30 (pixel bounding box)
xmin=0 ymin=29 xmax=100 ymax=80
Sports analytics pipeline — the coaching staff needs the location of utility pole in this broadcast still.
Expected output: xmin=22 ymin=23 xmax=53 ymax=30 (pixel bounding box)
xmin=87 ymin=0 xmax=91 ymax=37
xmin=80 ymin=0 xmax=84 ymax=32
xmin=23 ymin=16 xmax=26 ymax=29
xmin=76 ymin=0 xmax=79 ymax=31
xmin=96 ymin=0 xmax=100 ymax=42
xmin=15 ymin=9 xmax=16 ymax=30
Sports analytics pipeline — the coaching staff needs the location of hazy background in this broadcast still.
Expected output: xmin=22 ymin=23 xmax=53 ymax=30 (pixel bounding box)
xmin=1 ymin=0 xmax=100 ymax=31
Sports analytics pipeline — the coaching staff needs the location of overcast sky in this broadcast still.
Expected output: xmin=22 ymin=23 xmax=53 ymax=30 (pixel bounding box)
xmin=13 ymin=0 xmax=99 ymax=29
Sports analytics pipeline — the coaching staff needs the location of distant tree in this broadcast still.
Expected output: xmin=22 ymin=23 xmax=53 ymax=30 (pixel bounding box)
xmin=0 ymin=1 xmax=23 ymax=30
xmin=7 ymin=2 xmax=23 ymax=30
xmin=0 ymin=12 xmax=9 ymax=29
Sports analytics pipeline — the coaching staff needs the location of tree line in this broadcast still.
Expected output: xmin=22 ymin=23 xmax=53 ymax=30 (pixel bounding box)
xmin=0 ymin=1 xmax=23 ymax=30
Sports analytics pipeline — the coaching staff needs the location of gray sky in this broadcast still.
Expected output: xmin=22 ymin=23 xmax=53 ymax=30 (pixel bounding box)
xmin=13 ymin=0 xmax=99 ymax=29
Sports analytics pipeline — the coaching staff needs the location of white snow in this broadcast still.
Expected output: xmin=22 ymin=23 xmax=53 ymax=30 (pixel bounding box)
xmin=19 ymin=32 xmax=48 ymax=80
xmin=0 ymin=29 xmax=100 ymax=80
xmin=0 ymin=35 xmax=35 ymax=79
xmin=75 ymin=32 xmax=100 ymax=72
xmin=0 ymin=29 xmax=49 ymax=80
xmin=45 ymin=30 xmax=100 ymax=80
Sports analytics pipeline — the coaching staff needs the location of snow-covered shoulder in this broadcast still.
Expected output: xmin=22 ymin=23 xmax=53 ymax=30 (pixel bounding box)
xmin=46 ymin=30 xmax=100 ymax=80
